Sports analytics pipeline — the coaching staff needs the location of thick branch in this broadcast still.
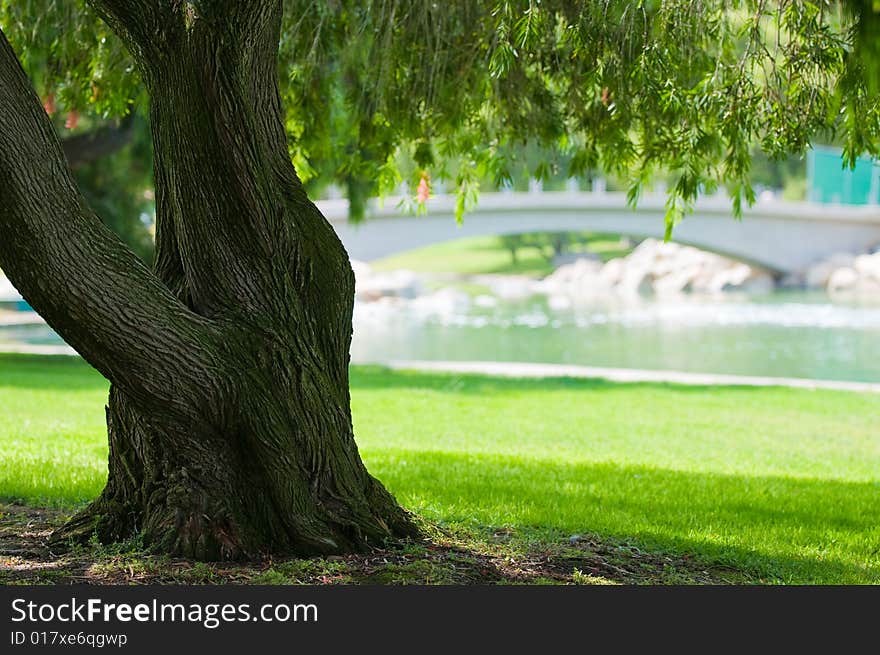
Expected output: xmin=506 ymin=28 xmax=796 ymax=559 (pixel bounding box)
xmin=85 ymin=1 xmax=280 ymax=82
xmin=84 ymin=0 xmax=167 ymax=66
xmin=0 ymin=28 xmax=224 ymax=418
xmin=62 ymin=113 xmax=136 ymax=169
xmin=144 ymin=3 xmax=304 ymax=317
xmin=87 ymin=0 xmax=180 ymax=80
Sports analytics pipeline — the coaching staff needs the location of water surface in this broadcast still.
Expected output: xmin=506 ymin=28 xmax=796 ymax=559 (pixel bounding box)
xmin=3 ymin=291 xmax=880 ymax=382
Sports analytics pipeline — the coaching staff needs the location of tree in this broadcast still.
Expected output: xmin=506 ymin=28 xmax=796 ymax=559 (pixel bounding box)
xmin=0 ymin=1 xmax=877 ymax=560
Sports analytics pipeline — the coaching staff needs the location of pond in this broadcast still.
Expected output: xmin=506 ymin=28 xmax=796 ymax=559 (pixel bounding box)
xmin=3 ymin=290 xmax=880 ymax=383
xmin=350 ymin=290 xmax=880 ymax=383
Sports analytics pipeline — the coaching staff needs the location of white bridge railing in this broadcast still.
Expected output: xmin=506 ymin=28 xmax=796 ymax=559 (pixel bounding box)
xmin=317 ymin=190 xmax=880 ymax=225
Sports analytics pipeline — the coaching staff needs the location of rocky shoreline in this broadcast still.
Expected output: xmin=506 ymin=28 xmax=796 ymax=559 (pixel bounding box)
xmin=802 ymin=251 xmax=880 ymax=295
xmin=353 ymin=238 xmax=880 ymax=306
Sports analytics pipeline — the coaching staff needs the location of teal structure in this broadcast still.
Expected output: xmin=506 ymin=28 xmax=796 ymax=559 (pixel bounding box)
xmin=807 ymin=146 xmax=880 ymax=205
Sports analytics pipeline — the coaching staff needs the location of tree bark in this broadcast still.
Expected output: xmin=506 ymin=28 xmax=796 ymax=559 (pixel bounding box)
xmin=0 ymin=1 xmax=416 ymax=559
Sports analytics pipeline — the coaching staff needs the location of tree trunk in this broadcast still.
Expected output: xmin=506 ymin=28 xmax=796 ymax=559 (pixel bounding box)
xmin=0 ymin=2 xmax=417 ymax=559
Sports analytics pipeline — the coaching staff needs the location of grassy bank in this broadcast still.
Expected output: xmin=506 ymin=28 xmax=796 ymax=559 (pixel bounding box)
xmin=371 ymin=233 xmax=632 ymax=276
xmin=1 ymin=354 xmax=878 ymax=583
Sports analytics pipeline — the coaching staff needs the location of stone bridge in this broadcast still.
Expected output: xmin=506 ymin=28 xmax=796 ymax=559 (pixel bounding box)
xmin=320 ymin=191 xmax=880 ymax=274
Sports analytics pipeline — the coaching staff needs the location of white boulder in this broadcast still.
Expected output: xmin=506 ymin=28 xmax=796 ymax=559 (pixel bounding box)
xmin=801 ymin=251 xmax=880 ymax=296
xmin=827 ymin=267 xmax=860 ymax=292
xmin=853 ymin=253 xmax=880 ymax=282
xmin=354 ymin=264 xmax=422 ymax=301
xmin=805 ymin=253 xmax=856 ymax=289
xmin=542 ymin=238 xmax=770 ymax=298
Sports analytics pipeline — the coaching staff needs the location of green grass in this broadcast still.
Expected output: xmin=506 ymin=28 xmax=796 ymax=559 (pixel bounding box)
xmin=371 ymin=233 xmax=632 ymax=276
xmin=1 ymin=354 xmax=879 ymax=583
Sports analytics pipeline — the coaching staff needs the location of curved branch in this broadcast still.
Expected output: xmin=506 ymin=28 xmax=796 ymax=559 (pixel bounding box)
xmin=84 ymin=1 xmax=167 ymax=64
xmin=0 ymin=28 xmax=224 ymax=418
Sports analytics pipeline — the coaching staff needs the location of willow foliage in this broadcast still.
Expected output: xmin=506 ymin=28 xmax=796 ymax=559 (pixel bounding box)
xmin=2 ymin=1 xmax=879 ymax=230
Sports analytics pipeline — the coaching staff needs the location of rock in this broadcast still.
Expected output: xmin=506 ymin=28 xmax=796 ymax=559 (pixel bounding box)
xmin=804 ymin=253 xmax=856 ymax=289
xmin=475 ymin=274 xmax=540 ymax=300
xmin=547 ymin=257 xmax=602 ymax=282
xmin=805 ymin=263 xmax=833 ymax=289
xmin=410 ymin=288 xmax=471 ymax=316
xmin=827 ymin=266 xmax=859 ymax=292
xmin=797 ymin=251 xmax=880 ymax=297
xmin=858 ymin=276 xmax=880 ymax=294
xmin=355 ymin=269 xmax=422 ymax=300
xmin=616 ymin=265 xmax=654 ymax=295
xmin=701 ymin=263 xmax=751 ymax=293
xmin=689 ymin=270 xmax=718 ymax=293
xmin=535 ymin=258 xmax=602 ymax=296
xmin=551 ymin=251 xmax=599 ymax=268
xmin=537 ymin=238 xmax=775 ymax=298
xmin=357 ymin=289 xmax=385 ymax=302
xmin=598 ymin=258 xmax=626 ymax=286
xmin=853 ymin=253 xmax=880 ymax=281
xmin=653 ymin=266 xmax=697 ymax=295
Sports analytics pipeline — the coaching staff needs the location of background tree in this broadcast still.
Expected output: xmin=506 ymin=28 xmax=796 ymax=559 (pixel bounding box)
xmin=67 ymin=115 xmax=156 ymax=262
xmin=0 ymin=0 xmax=878 ymax=560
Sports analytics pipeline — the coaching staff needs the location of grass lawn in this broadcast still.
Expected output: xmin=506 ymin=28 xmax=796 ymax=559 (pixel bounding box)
xmin=1 ymin=354 xmax=879 ymax=584
xmin=371 ymin=233 xmax=632 ymax=276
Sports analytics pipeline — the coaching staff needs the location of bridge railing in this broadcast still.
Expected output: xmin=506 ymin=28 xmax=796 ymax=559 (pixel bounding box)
xmin=317 ymin=189 xmax=880 ymax=225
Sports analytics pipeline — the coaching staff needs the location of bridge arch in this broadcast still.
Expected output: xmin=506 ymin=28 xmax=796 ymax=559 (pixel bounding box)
xmin=320 ymin=191 xmax=880 ymax=274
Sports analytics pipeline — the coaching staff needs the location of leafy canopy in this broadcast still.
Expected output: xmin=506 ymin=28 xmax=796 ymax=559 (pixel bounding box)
xmin=2 ymin=1 xmax=879 ymax=232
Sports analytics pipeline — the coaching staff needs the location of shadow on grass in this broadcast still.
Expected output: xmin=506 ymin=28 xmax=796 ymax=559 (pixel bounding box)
xmin=0 ymin=504 xmax=741 ymax=585
xmin=366 ymin=450 xmax=880 ymax=584
xmin=3 ymin=447 xmax=876 ymax=583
